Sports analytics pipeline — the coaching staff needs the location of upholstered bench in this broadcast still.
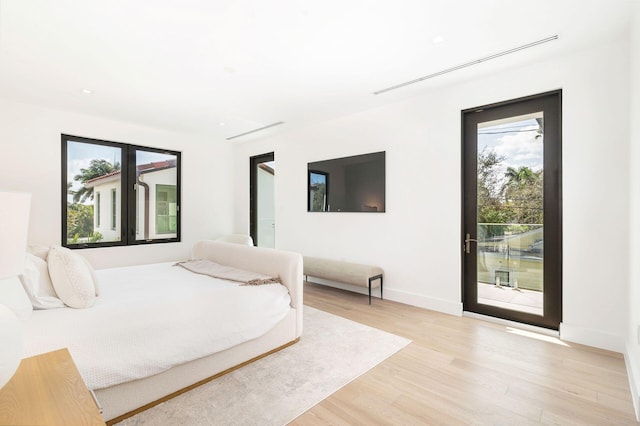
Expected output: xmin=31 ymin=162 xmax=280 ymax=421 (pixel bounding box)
xmin=303 ymin=256 xmax=383 ymax=304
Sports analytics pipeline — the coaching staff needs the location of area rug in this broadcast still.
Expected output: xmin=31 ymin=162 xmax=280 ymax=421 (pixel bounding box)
xmin=117 ymin=306 xmax=411 ymax=426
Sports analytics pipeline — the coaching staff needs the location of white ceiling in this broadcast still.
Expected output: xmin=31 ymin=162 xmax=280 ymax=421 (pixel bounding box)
xmin=0 ymin=1 xmax=633 ymax=142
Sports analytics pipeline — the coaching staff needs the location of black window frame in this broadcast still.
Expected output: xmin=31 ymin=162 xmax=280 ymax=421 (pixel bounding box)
xmin=61 ymin=134 xmax=181 ymax=249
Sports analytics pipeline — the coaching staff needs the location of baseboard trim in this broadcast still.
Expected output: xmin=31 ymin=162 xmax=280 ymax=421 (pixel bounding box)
xmin=305 ymin=279 xmax=462 ymax=316
xmin=383 ymin=288 xmax=462 ymax=316
xmin=559 ymin=322 xmax=624 ymax=353
xmin=624 ymin=342 xmax=640 ymax=421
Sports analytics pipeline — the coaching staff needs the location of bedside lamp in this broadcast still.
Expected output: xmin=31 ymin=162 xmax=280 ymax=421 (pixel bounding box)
xmin=0 ymin=190 xmax=31 ymax=389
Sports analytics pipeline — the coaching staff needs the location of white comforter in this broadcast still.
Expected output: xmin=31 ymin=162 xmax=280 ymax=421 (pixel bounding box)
xmin=22 ymin=262 xmax=292 ymax=390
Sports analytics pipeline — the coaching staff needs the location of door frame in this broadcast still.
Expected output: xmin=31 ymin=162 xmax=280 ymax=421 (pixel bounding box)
xmin=249 ymin=152 xmax=274 ymax=247
xmin=461 ymin=90 xmax=562 ymax=330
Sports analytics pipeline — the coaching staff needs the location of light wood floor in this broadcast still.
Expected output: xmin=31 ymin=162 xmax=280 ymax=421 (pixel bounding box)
xmin=293 ymin=282 xmax=639 ymax=425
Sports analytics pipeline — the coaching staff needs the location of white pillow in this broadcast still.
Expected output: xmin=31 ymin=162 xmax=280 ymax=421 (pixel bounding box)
xmin=48 ymin=247 xmax=96 ymax=309
xmin=81 ymin=255 xmax=100 ymax=297
xmin=0 ymin=276 xmax=33 ymax=320
xmin=20 ymin=253 xmax=65 ymax=309
xmin=27 ymin=245 xmax=50 ymax=261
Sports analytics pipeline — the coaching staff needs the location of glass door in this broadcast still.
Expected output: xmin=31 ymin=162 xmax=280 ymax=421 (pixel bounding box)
xmin=462 ymin=91 xmax=562 ymax=329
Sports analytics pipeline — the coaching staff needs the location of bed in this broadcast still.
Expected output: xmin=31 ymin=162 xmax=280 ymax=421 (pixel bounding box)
xmin=20 ymin=240 xmax=303 ymax=423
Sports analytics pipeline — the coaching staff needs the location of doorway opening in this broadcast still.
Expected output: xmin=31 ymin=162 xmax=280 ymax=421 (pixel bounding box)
xmin=250 ymin=152 xmax=275 ymax=248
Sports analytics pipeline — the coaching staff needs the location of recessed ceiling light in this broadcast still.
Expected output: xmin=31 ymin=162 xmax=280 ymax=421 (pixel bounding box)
xmin=81 ymin=89 xmax=93 ymax=94
xmin=432 ymin=35 xmax=445 ymax=44
xmin=219 ymin=122 xmax=225 ymax=126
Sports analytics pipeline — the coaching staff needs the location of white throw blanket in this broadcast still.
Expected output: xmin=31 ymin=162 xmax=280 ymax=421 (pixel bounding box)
xmin=174 ymin=259 xmax=281 ymax=285
xmin=22 ymin=262 xmax=291 ymax=390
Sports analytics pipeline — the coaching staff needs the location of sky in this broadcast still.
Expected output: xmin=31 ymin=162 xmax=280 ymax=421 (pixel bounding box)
xmin=477 ymin=116 xmax=543 ymax=177
xmin=309 ymin=171 xmax=327 ymax=185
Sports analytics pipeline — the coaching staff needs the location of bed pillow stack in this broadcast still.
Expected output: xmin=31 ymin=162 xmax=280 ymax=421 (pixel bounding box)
xmin=20 ymin=246 xmax=99 ymax=309
xmin=20 ymin=252 xmax=65 ymax=309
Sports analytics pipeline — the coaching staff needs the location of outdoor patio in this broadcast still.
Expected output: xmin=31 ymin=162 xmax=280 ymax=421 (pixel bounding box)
xmin=477 ymin=282 xmax=543 ymax=316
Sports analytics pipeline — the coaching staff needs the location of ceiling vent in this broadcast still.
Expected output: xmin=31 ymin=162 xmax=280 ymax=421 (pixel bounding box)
xmin=226 ymin=121 xmax=285 ymax=141
xmin=373 ymin=35 xmax=559 ymax=95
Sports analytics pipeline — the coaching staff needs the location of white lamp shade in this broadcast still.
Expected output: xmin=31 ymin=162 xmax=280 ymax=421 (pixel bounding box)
xmin=0 ymin=304 xmax=23 ymax=388
xmin=0 ymin=190 xmax=31 ymax=390
xmin=0 ymin=191 xmax=31 ymax=279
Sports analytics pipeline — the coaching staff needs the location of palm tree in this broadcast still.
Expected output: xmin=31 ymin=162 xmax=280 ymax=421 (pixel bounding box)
xmin=504 ymin=166 xmax=537 ymax=186
xmin=503 ymin=166 xmax=543 ymax=224
xmin=73 ymin=159 xmax=120 ymax=203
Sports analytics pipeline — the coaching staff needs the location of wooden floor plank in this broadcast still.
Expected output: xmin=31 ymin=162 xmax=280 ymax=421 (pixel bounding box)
xmin=294 ymin=282 xmax=638 ymax=425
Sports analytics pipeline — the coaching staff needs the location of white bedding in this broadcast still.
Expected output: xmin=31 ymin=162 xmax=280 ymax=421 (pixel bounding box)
xmin=22 ymin=262 xmax=292 ymax=390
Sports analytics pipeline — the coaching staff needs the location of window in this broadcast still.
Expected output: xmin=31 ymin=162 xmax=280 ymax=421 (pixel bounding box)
xmin=156 ymin=185 xmax=177 ymax=234
xmin=62 ymin=134 xmax=181 ymax=248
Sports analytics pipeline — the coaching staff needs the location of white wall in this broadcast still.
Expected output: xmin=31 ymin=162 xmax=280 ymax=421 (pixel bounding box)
xmin=627 ymin=1 xmax=640 ymax=419
xmin=0 ymin=99 xmax=235 ymax=269
xmin=233 ymin=37 xmax=631 ymax=350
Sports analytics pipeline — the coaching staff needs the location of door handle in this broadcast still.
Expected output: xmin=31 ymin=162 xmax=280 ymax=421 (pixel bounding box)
xmin=464 ymin=233 xmax=478 ymax=254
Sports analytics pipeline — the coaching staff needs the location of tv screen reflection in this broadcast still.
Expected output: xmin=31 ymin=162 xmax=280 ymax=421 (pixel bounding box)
xmin=307 ymin=151 xmax=385 ymax=213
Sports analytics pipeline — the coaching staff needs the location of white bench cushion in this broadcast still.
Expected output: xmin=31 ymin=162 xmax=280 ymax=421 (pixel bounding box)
xmin=303 ymin=256 xmax=382 ymax=288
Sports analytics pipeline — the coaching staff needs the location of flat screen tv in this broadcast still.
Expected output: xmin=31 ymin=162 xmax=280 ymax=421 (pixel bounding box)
xmin=308 ymin=151 xmax=385 ymax=213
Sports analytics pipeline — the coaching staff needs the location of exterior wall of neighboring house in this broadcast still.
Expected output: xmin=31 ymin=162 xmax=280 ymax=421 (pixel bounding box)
xmin=85 ymin=171 xmax=122 ymax=243
xmin=93 ymin=181 xmax=121 ymax=242
xmin=88 ymin=165 xmax=177 ymax=242
xmin=136 ymin=167 xmax=178 ymax=240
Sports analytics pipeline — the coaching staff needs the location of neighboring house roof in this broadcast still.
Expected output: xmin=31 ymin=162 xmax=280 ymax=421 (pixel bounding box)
xmin=84 ymin=170 xmax=121 ymax=187
xmin=137 ymin=159 xmax=177 ymax=174
xmin=83 ymin=160 xmax=177 ymax=187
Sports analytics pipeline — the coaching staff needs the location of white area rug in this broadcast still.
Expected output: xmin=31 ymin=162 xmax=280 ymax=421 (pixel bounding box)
xmin=117 ymin=306 xmax=411 ymax=426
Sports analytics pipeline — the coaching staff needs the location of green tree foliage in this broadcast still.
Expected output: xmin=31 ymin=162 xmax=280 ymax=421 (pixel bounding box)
xmin=73 ymin=159 xmax=120 ymax=203
xmin=477 ymin=149 xmax=512 ymax=237
xmin=477 ymin=150 xmax=543 ymax=238
xmin=310 ymin=184 xmax=327 ymax=211
xmin=88 ymin=231 xmax=103 ymax=243
xmin=477 ymin=148 xmax=504 ymax=203
xmin=503 ymin=166 xmax=543 ymax=225
xmin=66 ymin=160 xmax=118 ymax=242
xmin=67 ymin=203 xmax=94 ymax=241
